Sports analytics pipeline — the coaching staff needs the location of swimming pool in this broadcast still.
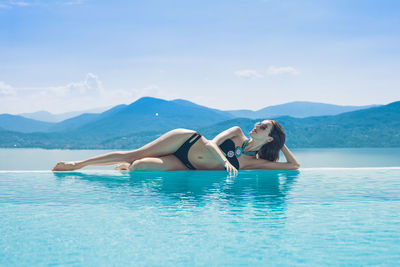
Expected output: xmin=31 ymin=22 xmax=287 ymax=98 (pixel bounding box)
xmin=1 ymin=168 xmax=399 ymax=266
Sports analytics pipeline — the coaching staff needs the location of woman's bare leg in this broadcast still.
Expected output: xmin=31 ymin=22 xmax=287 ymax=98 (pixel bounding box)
xmin=129 ymin=155 xmax=188 ymax=171
xmin=52 ymin=129 xmax=197 ymax=171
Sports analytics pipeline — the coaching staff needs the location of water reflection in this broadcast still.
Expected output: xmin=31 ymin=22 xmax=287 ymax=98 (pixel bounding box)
xmin=53 ymin=170 xmax=299 ymax=213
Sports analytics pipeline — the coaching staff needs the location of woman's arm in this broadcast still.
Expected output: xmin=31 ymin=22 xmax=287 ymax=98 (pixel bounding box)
xmin=212 ymin=126 xmax=243 ymax=145
xmin=246 ymin=145 xmax=300 ymax=170
xmin=204 ymin=140 xmax=238 ymax=175
xmin=209 ymin=126 xmax=243 ymax=174
xmin=281 ymin=145 xmax=300 ymax=167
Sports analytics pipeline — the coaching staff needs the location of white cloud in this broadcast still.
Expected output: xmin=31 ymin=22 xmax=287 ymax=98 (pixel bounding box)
xmin=0 ymin=0 xmax=83 ymax=8
xmin=266 ymin=66 xmax=300 ymax=76
xmin=0 ymin=1 xmax=30 ymax=8
xmin=235 ymin=66 xmax=300 ymax=79
xmin=62 ymin=0 xmax=83 ymax=5
xmin=234 ymin=69 xmax=263 ymax=79
xmin=12 ymin=1 xmax=30 ymax=6
xmin=0 ymin=74 xmax=170 ymax=114
xmin=0 ymin=81 xmax=16 ymax=96
xmin=51 ymin=72 xmax=104 ymax=97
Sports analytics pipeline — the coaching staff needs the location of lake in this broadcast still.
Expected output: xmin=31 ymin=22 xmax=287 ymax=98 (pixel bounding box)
xmin=1 ymin=148 xmax=399 ymax=266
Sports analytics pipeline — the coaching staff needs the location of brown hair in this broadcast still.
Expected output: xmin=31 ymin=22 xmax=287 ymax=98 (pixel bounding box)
xmin=258 ymin=120 xmax=286 ymax=162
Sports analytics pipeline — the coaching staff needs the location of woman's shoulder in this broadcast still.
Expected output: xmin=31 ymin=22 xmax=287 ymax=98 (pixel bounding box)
xmin=224 ymin=126 xmax=242 ymax=135
xmin=231 ymin=131 xmax=247 ymax=145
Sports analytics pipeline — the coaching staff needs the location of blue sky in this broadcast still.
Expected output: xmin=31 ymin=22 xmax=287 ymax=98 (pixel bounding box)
xmin=0 ymin=0 xmax=399 ymax=114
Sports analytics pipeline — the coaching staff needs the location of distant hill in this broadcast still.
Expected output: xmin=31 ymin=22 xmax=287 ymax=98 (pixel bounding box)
xmin=69 ymin=97 xmax=235 ymax=139
xmin=12 ymin=99 xmax=377 ymax=126
xmin=201 ymin=101 xmax=400 ymax=148
xmin=171 ymin=99 xmax=232 ymax=118
xmin=0 ymin=97 xmax=233 ymax=135
xmin=48 ymin=104 xmax=128 ymax=132
xmin=19 ymin=106 xmax=110 ymax=122
xmin=227 ymin=101 xmax=379 ymax=118
xmin=0 ymin=100 xmax=398 ymax=149
xmin=0 ymin=114 xmax=54 ymax=133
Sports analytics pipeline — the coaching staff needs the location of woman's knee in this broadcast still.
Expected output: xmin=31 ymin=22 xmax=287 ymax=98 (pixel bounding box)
xmin=130 ymin=159 xmax=148 ymax=171
xmin=130 ymin=158 xmax=162 ymax=171
xmin=168 ymin=128 xmax=197 ymax=136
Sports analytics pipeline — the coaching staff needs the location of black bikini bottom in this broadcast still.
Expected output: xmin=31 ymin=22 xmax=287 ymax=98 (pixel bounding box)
xmin=173 ymin=132 xmax=202 ymax=170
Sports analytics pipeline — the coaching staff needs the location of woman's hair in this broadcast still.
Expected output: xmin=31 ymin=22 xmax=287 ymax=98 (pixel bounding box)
xmin=258 ymin=120 xmax=286 ymax=162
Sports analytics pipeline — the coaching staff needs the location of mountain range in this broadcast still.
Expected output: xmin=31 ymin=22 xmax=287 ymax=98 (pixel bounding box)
xmin=18 ymin=106 xmax=111 ymax=122
xmin=0 ymin=97 xmax=399 ymax=149
xmin=16 ymin=100 xmax=376 ymax=123
xmin=226 ymin=101 xmax=379 ymax=118
xmin=0 ymin=97 xmax=234 ymax=135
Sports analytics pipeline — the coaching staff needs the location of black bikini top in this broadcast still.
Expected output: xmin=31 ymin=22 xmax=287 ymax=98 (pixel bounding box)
xmin=219 ymin=139 xmax=257 ymax=170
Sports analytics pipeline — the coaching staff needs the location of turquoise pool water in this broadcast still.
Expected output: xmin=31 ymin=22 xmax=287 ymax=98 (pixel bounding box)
xmin=1 ymin=168 xmax=399 ymax=266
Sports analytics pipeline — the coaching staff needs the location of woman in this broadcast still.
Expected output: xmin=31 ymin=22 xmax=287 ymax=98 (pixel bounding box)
xmin=52 ymin=120 xmax=300 ymax=174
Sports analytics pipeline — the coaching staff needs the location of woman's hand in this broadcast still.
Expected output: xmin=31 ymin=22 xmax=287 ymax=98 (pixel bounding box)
xmin=224 ymin=161 xmax=238 ymax=176
xmin=280 ymin=145 xmax=300 ymax=169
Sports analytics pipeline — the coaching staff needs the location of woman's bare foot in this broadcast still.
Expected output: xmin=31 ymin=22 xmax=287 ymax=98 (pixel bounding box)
xmin=52 ymin=161 xmax=82 ymax=171
xmin=114 ymin=162 xmax=131 ymax=172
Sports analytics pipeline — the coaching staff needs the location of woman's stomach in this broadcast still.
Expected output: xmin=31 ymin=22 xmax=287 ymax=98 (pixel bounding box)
xmin=188 ymin=142 xmax=225 ymax=170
